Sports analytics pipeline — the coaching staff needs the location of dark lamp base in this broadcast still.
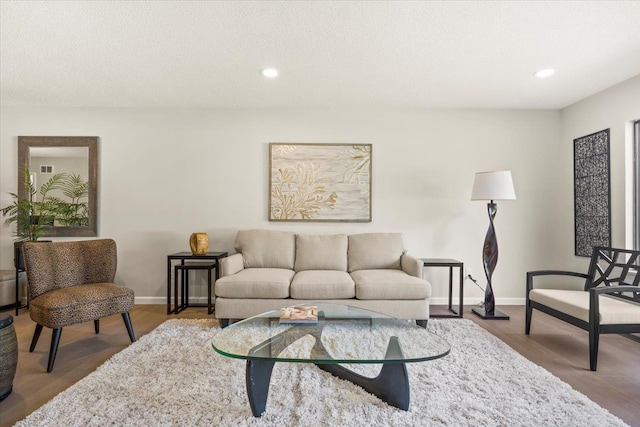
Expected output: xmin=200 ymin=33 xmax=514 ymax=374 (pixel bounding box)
xmin=472 ymin=308 xmax=510 ymax=320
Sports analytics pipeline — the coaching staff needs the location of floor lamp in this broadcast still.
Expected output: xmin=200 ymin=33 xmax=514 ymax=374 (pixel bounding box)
xmin=471 ymin=171 xmax=516 ymax=320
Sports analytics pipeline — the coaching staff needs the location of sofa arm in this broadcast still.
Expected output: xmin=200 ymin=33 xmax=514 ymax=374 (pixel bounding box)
xmin=401 ymin=253 xmax=423 ymax=278
xmin=220 ymin=253 xmax=244 ymax=277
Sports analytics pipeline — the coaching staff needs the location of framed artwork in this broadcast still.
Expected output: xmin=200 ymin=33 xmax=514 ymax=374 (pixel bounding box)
xmin=269 ymin=143 xmax=372 ymax=222
xmin=574 ymin=129 xmax=611 ymax=257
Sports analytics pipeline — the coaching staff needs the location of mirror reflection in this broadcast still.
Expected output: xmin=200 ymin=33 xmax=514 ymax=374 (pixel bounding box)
xmin=18 ymin=136 xmax=98 ymax=237
xmin=30 ymin=146 xmax=90 ymax=227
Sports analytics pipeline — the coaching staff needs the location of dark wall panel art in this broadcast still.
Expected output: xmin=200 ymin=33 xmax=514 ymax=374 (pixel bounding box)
xmin=574 ymin=129 xmax=611 ymax=257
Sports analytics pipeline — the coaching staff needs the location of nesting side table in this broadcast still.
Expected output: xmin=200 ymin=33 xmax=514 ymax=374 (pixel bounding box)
xmin=167 ymin=252 xmax=227 ymax=315
xmin=420 ymin=258 xmax=464 ymax=318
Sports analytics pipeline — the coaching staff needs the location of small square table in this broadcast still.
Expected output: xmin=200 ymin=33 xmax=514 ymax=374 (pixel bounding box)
xmin=420 ymin=258 xmax=464 ymax=318
xmin=167 ymin=252 xmax=227 ymax=314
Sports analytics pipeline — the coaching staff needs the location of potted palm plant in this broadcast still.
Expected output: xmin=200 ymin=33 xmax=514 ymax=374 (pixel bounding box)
xmin=55 ymin=173 xmax=90 ymax=227
xmin=1 ymin=169 xmax=89 ymax=269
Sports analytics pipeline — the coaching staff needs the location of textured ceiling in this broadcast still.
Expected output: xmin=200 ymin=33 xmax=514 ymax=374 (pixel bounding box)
xmin=2 ymin=1 xmax=640 ymax=109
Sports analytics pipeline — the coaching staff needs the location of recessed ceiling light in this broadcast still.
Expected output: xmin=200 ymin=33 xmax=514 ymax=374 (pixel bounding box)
xmin=534 ymin=69 xmax=555 ymax=78
xmin=261 ymin=68 xmax=279 ymax=78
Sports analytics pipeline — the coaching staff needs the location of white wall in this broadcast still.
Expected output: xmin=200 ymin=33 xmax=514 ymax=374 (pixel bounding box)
xmin=1 ymin=107 xmax=563 ymax=305
xmin=559 ymin=75 xmax=640 ymax=273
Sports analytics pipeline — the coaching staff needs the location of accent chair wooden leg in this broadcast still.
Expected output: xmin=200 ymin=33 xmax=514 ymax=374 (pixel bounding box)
xmin=47 ymin=328 xmax=62 ymax=373
xmin=525 ymin=304 xmax=532 ymax=335
xmin=122 ymin=312 xmax=136 ymax=342
xmin=415 ymin=319 xmax=427 ymax=328
xmin=589 ymin=326 xmax=599 ymax=371
xmin=30 ymin=323 xmax=44 ymax=352
xmin=94 ymin=319 xmax=100 ymax=334
xmin=220 ymin=318 xmax=230 ymax=329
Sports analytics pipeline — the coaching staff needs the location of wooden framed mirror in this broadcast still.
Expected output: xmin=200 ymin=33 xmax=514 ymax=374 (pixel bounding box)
xmin=18 ymin=136 xmax=98 ymax=237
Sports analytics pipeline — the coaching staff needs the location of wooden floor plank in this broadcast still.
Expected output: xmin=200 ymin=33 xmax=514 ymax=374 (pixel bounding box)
xmin=0 ymin=305 xmax=638 ymax=427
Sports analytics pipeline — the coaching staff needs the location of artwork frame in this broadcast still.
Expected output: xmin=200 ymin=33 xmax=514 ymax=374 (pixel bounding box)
xmin=574 ymin=129 xmax=611 ymax=257
xmin=269 ymin=143 xmax=372 ymax=222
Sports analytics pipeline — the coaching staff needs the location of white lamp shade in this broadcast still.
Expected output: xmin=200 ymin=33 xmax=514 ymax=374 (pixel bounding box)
xmin=471 ymin=171 xmax=516 ymax=201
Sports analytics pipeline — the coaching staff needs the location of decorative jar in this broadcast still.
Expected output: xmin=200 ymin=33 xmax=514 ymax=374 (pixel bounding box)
xmin=189 ymin=233 xmax=209 ymax=255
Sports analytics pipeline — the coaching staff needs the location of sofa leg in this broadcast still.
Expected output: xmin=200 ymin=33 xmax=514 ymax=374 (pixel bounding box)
xmin=220 ymin=319 xmax=230 ymax=329
xmin=415 ymin=319 xmax=427 ymax=328
xmin=525 ymin=304 xmax=532 ymax=335
xmin=94 ymin=319 xmax=100 ymax=334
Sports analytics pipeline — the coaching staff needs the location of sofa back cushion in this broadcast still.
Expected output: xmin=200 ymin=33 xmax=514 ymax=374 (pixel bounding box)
xmin=235 ymin=229 xmax=296 ymax=269
xmin=294 ymin=234 xmax=348 ymax=272
xmin=348 ymin=233 xmax=406 ymax=272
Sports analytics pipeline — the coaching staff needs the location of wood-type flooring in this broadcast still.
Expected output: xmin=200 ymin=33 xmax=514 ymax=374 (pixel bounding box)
xmin=1 ymin=305 xmax=638 ymax=427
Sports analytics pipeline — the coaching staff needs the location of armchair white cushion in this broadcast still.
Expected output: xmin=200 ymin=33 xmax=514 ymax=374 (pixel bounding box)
xmin=529 ymin=289 xmax=640 ymax=324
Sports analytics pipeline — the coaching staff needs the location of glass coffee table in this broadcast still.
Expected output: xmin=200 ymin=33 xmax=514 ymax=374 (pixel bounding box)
xmin=212 ymin=302 xmax=450 ymax=417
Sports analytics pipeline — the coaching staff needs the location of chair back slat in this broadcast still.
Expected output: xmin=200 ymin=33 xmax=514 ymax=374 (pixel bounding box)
xmin=23 ymin=239 xmax=117 ymax=300
xmin=586 ymin=247 xmax=640 ymax=303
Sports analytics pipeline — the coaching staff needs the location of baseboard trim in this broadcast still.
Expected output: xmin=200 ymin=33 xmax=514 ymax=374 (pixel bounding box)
xmin=135 ymin=296 xmax=526 ymax=305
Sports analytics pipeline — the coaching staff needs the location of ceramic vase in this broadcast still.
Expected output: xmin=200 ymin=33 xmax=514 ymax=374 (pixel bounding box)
xmin=189 ymin=233 xmax=209 ymax=255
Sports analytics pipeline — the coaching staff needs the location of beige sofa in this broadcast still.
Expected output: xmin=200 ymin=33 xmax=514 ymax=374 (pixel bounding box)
xmin=214 ymin=230 xmax=431 ymax=328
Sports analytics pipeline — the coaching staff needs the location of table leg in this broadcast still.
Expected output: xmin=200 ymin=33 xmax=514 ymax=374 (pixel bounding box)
xmin=167 ymin=259 xmax=172 ymax=314
xmin=448 ymin=266 xmax=453 ymax=313
xmin=246 ymin=359 xmax=277 ymax=417
xmin=174 ymin=265 xmax=180 ymax=314
xmin=184 ymin=265 xmax=189 ymax=311
xmin=315 ymin=336 xmax=410 ymax=411
xmin=15 ymin=268 xmax=20 ymax=316
xmin=244 ymin=322 xmax=411 ymax=417
xmin=458 ymin=265 xmax=464 ymax=318
xmin=207 ymin=266 xmax=213 ymax=315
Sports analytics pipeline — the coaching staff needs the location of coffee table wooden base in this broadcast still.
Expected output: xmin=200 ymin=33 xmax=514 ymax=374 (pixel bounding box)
xmin=316 ymin=336 xmax=410 ymax=410
xmin=245 ymin=333 xmax=410 ymax=417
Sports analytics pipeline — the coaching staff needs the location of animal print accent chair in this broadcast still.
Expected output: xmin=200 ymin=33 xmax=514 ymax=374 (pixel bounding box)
xmin=22 ymin=239 xmax=135 ymax=372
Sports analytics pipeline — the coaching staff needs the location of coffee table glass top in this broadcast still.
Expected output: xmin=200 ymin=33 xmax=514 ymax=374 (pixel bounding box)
xmin=212 ymin=303 xmax=450 ymax=364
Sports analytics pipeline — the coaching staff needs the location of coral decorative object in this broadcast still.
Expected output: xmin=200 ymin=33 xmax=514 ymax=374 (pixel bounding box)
xmin=189 ymin=233 xmax=209 ymax=255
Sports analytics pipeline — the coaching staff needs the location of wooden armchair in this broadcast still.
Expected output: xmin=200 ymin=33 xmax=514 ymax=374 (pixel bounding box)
xmin=526 ymin=247 xmax=640 ymax=371
xmin=22 ymin=239 xmax=136 ymax=372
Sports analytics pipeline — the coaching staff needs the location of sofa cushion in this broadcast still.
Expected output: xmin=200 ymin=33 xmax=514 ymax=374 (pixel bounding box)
xmin=235 ymin=229 xmax=296 ymax=270
xmin=290 ymin=270 xmax=355 ymax=299
xmin=348 ymin=233 xmax=406 ymax=272
xmin=352 ymin=269 xmax=431 ymax=300
xmin=294 ymin=234 xmax=348 ymax=272
xmin=529 ymin=289 xmax=640 ymax=325
xmin=215 ymin=268 xmax=293 ymax=299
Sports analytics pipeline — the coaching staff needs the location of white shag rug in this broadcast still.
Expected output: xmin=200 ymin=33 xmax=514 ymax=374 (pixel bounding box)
xmin=16 ymin=319 xmax=628 ymax=427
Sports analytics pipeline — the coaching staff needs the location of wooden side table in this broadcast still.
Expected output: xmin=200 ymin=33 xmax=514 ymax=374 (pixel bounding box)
xmin=167 ymin=252 xmax=227 ymax=315
xmin=420 ymin=258 xmax=464 ymax=318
